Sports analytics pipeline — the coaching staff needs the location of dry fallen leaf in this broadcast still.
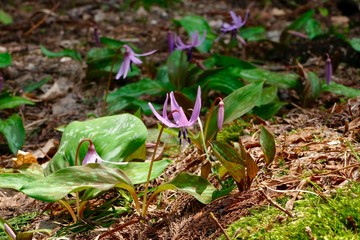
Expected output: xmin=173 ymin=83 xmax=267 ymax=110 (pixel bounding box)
xmin=12 ymin=150 xmax=37 ymax=167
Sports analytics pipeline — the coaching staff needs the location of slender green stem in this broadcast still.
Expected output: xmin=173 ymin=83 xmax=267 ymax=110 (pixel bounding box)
xmin=102 ymin=47 xmax=123 ymax=115
xmin=141 ymin=124 xmax=165 ymax=216
xmin=198 ymin=117 xmax=210 ymax=160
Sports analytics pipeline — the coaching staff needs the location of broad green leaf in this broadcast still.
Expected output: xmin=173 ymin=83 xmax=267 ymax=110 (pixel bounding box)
xmin=0 ymin=10 xmax=13 ymax=25
xmin=210 ymin=141 xmax=246 ymax=183
xmin=349 ymin=38 xmax=360 ymax=52
xmin=256 ymin=85 xmax=278 ymax=106
xmin=305 ymin=19 xmax=323 ymax=39
xmin=252 ymin=102 xmax=286 ymax=120
xmin=0 ymin=52 xmax=12 ymax=68
xmin=260 ymin=126 xmax=276 ymax=165
xmin=108 ymin=97 xmax=160 ymax=115
xmin=233 ymin=141 xmax=259 ymax=183
xmin=206 ymin=54 xmax=255 ymax=69
xmin=240 ymin=68 xmax=300 ymax=89
xmin=0 ymin=95 xmax=34 ymax=110
xmin=110 ymin=159 xmax=171 ymax=185
xmin=0 ymin=114 xmax=25 ymax=154
xmin=280 ymin=10 xmax=314 ymax=43
xmin=205 ymin=82 xmax=263 ymax=140
xmin=199 ymin=67 xmax=244 ymax=94
xmin=40 ymin=45 xmax=82 ymax=62
xmin=174 ymin=15 xmax=216 ymax=52
xmin=23 ymin=76 xmax=52 ymax=93
xmin=100 ymin=37 xmax=126 ymax=49
xmin=240 ymin=26 xmax=267 ymax=41
xmin=322 ymin=82 xmax=360 ymax=98
xmin=151 ymin=172 xmax=216 ymax=204
xmin=0 ymin=173 xmax=39 ymax=191
xmin=22 ymin=164 xmax=133 ymax=202
xmin=107 ymin=78 xmax=167 ymax=101
xmin=44 ymin=114 xmax=147 ymax=175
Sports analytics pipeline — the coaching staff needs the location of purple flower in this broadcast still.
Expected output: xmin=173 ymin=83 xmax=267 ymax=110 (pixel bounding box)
xmin=0 ymin=74 xmax=3 ymax=92
xmin=148 ymin=86 xmax=201 ymax=144
xmin=4 ymin=223 xmax=16 ymax=240
xmin=82 ymin=143 xmax=104 ymax=165
xmin=218 ymin=9 xmax=249 ymax=45
xmin=325 ymin=53 xmax=332 ymax=85
xmin=116 ymin=45 xmax=156 ymax=80
xmin=217 ymin=99 xmax=224 ymax=130
xmin=175 ymin=31 xmax=206 ymax=61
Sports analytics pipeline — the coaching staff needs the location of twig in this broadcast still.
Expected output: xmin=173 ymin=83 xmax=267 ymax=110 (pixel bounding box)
xmin=260 ymin=188 xmax=294 ymax=218
xmin=305 ymin=226 xmax=316 ymax=240
xmin=210 ymin=212 xmax=231 ymax=240
xmin=24 ymin=4 xmax=59 ymax=36
xmin=98 ymin=217 xmax=140 ymax=239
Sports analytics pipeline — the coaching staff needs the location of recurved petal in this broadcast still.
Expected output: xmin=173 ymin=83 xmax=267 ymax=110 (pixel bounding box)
xmin=129 ymin=54 xmax=143 ymax=65
xmin=116 ymin=57 xmax=131 ymax=79
xmin=189 ymin=86 xmax=202 ymax=124
xmin=134 ymin=49 xmax=157 ymax=57
xmin=148 ymin=102 xmax=178 ymax=128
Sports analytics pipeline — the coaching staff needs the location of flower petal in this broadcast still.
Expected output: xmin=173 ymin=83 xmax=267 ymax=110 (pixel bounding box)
xmin=148 ymin=102 xmax=178 ymax=128
xmin=82 ymin=144 xmax=104 ymax=165
xmin=134 ymin=49 xmax=157 ymax=57
xmin=116 ymin=56 xmax=131 ymax=80
xmin=129 ymin=54 xmax=143 ymax=65
xmin=189 ymin=86 xmax=202 ymax=124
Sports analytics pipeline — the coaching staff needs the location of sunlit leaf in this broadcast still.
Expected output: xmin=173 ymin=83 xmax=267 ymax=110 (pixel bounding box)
xmin=349 ymin=38 xmax=360 ymax=52
xmin=305 ymin=19 xmax=323 ymax=39
xmin=0 ymin=52 xmax=12 ymax=68
xmin=151 ymin=172 xmax=216 ymax=204
xmin=0 ymin=173 xmax=39 ymax=191
xmin=0 ymin=10 xmax=13 ymax=25
xmin=22 ymin=164 xmax=134 ymax=202
xmin=0 ymin=114 xmax=25 ymax=154
xmin=40 ymin=45 xmax=82 ymax=62
xmin=44 ymin=114 xmax=148 ymax=175
xmin=0 ymin=95 xmax=34 ymax=110
xmin=260 ymin=126 xmax=276 ymax=165
xmin=240 ymin=26 xmax=267 ymax=41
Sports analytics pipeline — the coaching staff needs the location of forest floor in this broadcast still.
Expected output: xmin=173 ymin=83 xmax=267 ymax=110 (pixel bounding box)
xmin=1 ymin=0 xmax=360 ymax=239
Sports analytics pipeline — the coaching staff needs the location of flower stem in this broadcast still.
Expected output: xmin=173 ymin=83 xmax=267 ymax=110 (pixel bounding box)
xmin=198 ymin=117 xmax=210 ymax=160
xmin=141 ymin=124 xmax=165 ymax=216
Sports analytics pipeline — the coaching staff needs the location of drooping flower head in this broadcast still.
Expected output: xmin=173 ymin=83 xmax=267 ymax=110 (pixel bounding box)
xmin=82 ymin=143 xmax=104 ymax=165
xmin=325 ymin=53 xmax=332 ymax=85
xmin=116 ymin=45 xmax=156 ymax=80
xmin=218 ymin=9 xmax=249 ymax=45
xmin=148 ymin=86 xmax=201 ymax=144
xmin=217 ymin=99 xmax=224 ymax=130
xmin=175 ymin=31 xmax=206 ymax=61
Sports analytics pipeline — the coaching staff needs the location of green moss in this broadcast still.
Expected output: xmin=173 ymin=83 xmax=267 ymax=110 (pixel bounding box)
xmin=216 ymin=119 xmax=251 ymax=144
xmin=219 ymin=182 xmax=360 ymax=240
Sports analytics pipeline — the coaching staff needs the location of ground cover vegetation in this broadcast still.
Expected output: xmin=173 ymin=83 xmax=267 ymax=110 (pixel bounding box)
xmin=0 ymin=0 xmax=360 ymax=239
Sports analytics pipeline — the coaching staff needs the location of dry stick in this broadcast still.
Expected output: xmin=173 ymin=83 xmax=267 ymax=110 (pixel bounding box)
xmin=98 ymin=217 xmax=140 ymax=239
xmin=24 ymin=3 xmax=60 ymax=36
xmin=210 ymin=212 xmax=231 ymax=240
xmin=259 ymin=188 xmax=294 ymax=218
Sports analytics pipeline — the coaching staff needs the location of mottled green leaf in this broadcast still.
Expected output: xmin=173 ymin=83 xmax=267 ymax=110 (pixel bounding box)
xmin=22 ymin=164 xmax=133 ymax=202
xmin=44 ymin=114 xmax=147 ymax=175
xmin=151 ymin=172 xmax=216 ymax=204
xmin=322 ymin=82 xmax=360 ymax=98
xmin=260 ymin=126 xmax=276 ymax=165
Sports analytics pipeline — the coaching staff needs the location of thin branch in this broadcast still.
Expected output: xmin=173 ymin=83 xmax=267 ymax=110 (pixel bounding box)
xmin=260 ymin=188 xmax=294 ymax=218
xmin=210 ymin=212 xmax=231 ymax=240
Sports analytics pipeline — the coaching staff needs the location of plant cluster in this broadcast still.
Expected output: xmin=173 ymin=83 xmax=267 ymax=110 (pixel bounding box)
xmin=1 ymin=3 xmax=360 ymax=238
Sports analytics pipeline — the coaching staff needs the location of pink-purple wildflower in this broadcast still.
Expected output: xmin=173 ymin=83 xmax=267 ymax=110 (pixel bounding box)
xmin=148 ymin=86 xmax=202 ymax=144
xmin=4 ymin=223 xmax=16 ymax=240
xmin=175 ymin=31 xmax=206 ymax=60
xmin=325 ymin=53 xmax=332 ymax=85
xmin=218 ymin=10 xmax=249 ymax=45
xmin=82 ymin=143 xmax=104 ymax=165
xmin=217 ymin=99 xmax=224 ymax=130
xmin=116 ymin=45 xmax=156 ymax=80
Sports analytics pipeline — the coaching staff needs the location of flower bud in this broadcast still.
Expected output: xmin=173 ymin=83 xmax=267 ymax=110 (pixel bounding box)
xmin=217 ymin=99 xmax=224 ymax=130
